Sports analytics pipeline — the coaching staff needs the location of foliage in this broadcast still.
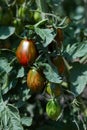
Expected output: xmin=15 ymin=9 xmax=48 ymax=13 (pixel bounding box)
xmin=0 ymin=0 xmax=87 ymax=130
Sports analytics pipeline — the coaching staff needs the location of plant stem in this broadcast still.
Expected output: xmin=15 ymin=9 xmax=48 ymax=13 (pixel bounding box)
xmin=36 ymin=0 xmax=49 ymax=19
xmin=36 ymin=0 xmax=49 ymax=12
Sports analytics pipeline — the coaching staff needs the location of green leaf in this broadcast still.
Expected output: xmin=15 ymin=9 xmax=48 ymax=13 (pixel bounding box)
xmin=0 ymin=92 xmax=4 ymax=112
xmin=7 ymin=104 xmax=23 ymax=130
xmin=41 ymin=63 xmax=62 ymax=83
xmin=21 ymin=117 xmax=32 ymax=126
xmin=2 ymin=71 xmax=17 ymax=95
xmin=0 ymin=63 xmax=17 ymax=95
xmin=0 ymin=57 xmax=12 ymax=73
xmin=0 ymin=68 xmax=9 ymax=92
xmin=0 ymin=26 xmax=15 ymax=40
xmin=17 ymin=67 xmax=25 ymax=78
xmin=65 ymin=41 xmax=87 ymax=60
xmin=0 ymin=104 xmax=23 ymax=130
xmin=73 ymin=42 xmax=87 ymax=59
xmin=70 ymin=62 xmax=87 ymax=96
xmin=35 ymin=28 xmax=56 ymax=47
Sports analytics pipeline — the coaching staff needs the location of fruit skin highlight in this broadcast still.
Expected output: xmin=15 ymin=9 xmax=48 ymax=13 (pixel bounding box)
xmin=16 ymin=39 xmax=38 ymax=66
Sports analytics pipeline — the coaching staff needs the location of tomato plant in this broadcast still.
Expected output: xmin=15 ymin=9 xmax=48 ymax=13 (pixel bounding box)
xmin=0 ymin=0 xmax=87 ymax=130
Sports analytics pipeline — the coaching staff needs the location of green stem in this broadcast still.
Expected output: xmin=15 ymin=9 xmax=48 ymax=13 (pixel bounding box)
xmin=36 ymin=0 xmax=49 ymax=19
xmin=60 ymin=81 xmax=68 ymax=88
xmin=36 ymin=0 xmax=49 ymax=12
xmin=62 ymin=57 xmax=72 ymax=71
xmin=78 ymin=97 xmax=87 ymax=117
xmin=0 ymin=48 xmax=15 ymax=54
xmin=34 ymin=19 xmax=48 ymax=27
xmin=9 ymin=57 xmax=17 ymax=65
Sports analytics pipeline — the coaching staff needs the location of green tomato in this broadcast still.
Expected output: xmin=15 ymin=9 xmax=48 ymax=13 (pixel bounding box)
xmin=46 ymin=99 xmax=61 ymax=120
xmin=18 ymin=6 xmax=27 ymax=20
xmin=13 ymin=18 xmax=23 ymax=34
xmin=18 ymin=6 xmax=33 ymax=23
xmin=34 ymin=10 xmax=42 ymax=22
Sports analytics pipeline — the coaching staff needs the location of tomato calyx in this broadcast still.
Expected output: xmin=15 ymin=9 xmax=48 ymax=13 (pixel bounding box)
xmin=46 ymin=82 xmax=61 ymax=97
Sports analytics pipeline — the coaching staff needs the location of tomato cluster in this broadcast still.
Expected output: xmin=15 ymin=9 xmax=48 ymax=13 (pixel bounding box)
xmin=16 ymin=39 xmax=46 ymax=91
xmin=16 ymin=34 xmax=63 ymax=120
xmin=13 ymin=0 xmax=65 ymax=120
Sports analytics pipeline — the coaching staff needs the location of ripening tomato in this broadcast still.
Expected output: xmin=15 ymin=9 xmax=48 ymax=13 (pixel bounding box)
xmin=27 ymin=68 xmax=46 ymax=93
xmin=46 ymin=82 xmax=61 ymax=97
xmin=46 ymin=99 xmax=61 ymax=120
xmin=52 ymin=55 xmax=65 ymax=74
xmin=16 ymin=39 xmax=38 ymax=66
xmin=55 ymin=28 xmax=63 ymax=48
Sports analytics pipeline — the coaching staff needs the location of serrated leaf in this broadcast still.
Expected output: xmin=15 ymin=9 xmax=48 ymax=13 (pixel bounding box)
xmin=65 ymin=41 xmax=87 ymax=60
xmin=17 ymin=67 xmax=25 ymax=78
xmin=0 ymin=58 xmax=12 ymax=73
xmin=73 ymin=42 xmax=87 ymax=59
xmin=42 ymin=63 xmax=62 ymax=83
xmin=7 ymin=104 xmax=23 ymax=130
xmin=70 ymin=62 xmax=87 ymax=96
xmin=0 ymin=91 xmax=4 ymax=112
xmin=2 ymin=72 xmax=17 ymax=95
xmin=0 ymin=26 xmax=15 ymax=40
xmin=0 ymin=96 xmax=23 ymax=130
xmin=0 ymin=66 xmax=9 ymax=94
xmin=0 ymin=65 xmax=17 ymax=95
xmin=21 ymin=117 xmax=32 ymax=126
xmin=35 ymin=28 xmax=55 ymax=47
